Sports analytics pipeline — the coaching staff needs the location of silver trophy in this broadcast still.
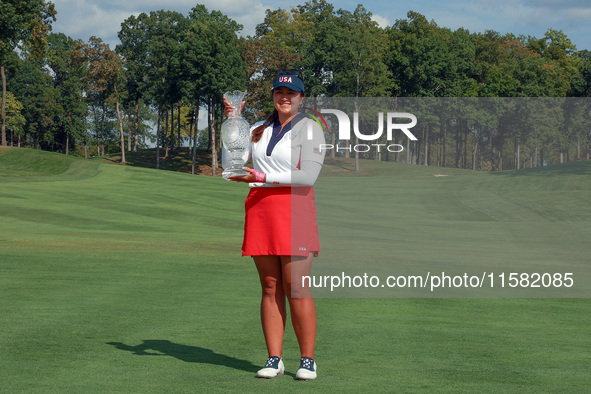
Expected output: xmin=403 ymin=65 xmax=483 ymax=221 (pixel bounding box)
xmin=221 ymin=91 xmax=250 ymax=180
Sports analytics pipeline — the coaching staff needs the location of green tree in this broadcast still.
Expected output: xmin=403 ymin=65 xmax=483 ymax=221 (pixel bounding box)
xmin=188 ymin=5 xmax=245 ymax=176
xmin=46 ymin=33 xmax=87 ymax=155
xmin=331 ymin=5 xmax=392 ymax=169
xmin=386 ymin=11 xmax=442 ymax=97
xmin=569 ymin=50 xmax=591 ymax=159
xmin=387 ymin=11 xmax=479 ymax=167
xmin=387 ymin=11 xmax=478 ymax=98
xmin=72 ymin=36 xmax=126 ymax=161
xmin=332 ymin=5 xmax=392 ymax=98
xmin=141 ymin=10 xmax=188 ymax=164
xmin=3 ymin=90 xmax=25 ymax=145
xmin=293 ymin=0 xmax=338 ymax=97
xmin=528 ymin=29 xmax=580 ymax=85
xmin=241 ymin=37 xmax=302 ymax=119
xmin=248 ymin=7 xmax=307 ymax=116
xmin=9 ymin=56 xmax=61 ymax=149
xmin=0 ymin=0 xmax=56 ymax=146
xmin=570 ymin=50 xmax=591 ymax=97
xmin=117 ymin=13 xmax=153 ymax=153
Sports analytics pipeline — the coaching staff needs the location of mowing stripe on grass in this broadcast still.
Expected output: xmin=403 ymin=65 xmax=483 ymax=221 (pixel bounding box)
xmin=1 ymin=149 xmax=590 ymax=392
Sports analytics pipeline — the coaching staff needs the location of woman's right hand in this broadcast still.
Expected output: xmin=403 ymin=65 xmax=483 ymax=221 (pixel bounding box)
xmin=223 ymin=97 xmax=245 ymax=118
xmin=228 ymin=167 xmax=265 ymax=183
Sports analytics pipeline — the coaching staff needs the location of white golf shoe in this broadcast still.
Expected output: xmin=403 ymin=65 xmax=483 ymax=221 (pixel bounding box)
xmin=295 ymin=357 xmax=317 ymax=380
xmin=256 ymin=356 xmax=284 ymax=378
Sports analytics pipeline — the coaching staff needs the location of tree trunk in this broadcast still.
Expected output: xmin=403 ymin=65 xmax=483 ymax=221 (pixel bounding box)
xmin=169 ymin=106 xmax=175 ymax=152
xmin=346 ymin=140 xmax=353 ymax=159
xmin=455 ymin=119 xmax=465 ymax=168
xmin=192 ymin=107 xmax=199 ymax=175
xmin=437 ymin=124 xmax=442 ymax=167
xmin=472 ymin=137 xmax=478 ymax=171
xmin=177 ymin=102 xmax=181 ymax=149
xmin=406 ymin=138 xmax=410 ymax=164
xmin=442 ymin=120 xmax=447 ymax=168
xmin=479 ymin=146 xmax=483 ymax=171
xmin=127 ymin=112 xmax=132 ymax=152
xmin=1 ymin=64 xmax=6 ymax=147
xmin=100 ymin=104 xmax=106 ymax=156
xmin=210 ymin=99 xmax=218 ymax=177
xmin=455 ymin=126 xmax=461 ymax=168
xmin=515 ymin=139 xmax=520 ymax=170
xmin=355 ymin=136 xmax=359 ymax=171
xmin=156 ymin=108 xmax=161 ymax=169
xmin=164 ymin=107 xmax=169 ymax=159
xmin=490 ymin=128 xmax=495 ymax=171
xmin=424 ymin=125 xmax=429 ymax=166
xmin=134 ymin=100 xmax=139 ymax=152
xmin=116 ymin=100 xmax=126 ymax=164
xmin=462 ymin=125 xmax=468 ymax=169
xmin=91 ymin=105 xmax=99 ymax=156
xmin=188 ymin=111 xmax=193 ymax=153
xmin=415 ymin=136 xmax=421 ymax=165
xmin=375 ymin=133 xmax=381 ymax=161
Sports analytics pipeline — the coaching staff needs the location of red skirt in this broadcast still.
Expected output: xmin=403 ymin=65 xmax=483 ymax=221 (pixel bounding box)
xmin=242 ymin=186 xmax=320 ymax=257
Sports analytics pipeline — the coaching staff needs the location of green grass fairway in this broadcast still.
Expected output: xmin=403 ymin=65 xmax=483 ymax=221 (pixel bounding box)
xmin=1 ymin=147 xmax=590 ymax=392
xmin=313 ymin=158 xmax=591 ymax=298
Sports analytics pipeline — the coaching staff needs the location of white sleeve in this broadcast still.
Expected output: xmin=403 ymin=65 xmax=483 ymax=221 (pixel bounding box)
xmin=265 ymin=160 xmax=322 ymax=186
xmin=299 ymin=119 xmax=326 ymax=165
xmin=264 ymin=118 xmax=325 ymax=186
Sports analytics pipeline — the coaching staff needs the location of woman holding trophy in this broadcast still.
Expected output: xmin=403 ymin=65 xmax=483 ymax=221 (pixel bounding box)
xmin=222 ymin=69 xmax=325 ymax=380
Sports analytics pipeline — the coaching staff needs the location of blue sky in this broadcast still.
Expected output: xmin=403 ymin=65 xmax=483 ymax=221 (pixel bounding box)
xmin=50 ymin=0 xmax=591 ymax=51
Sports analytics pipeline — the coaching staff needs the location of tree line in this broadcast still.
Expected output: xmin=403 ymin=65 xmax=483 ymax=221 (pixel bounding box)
xmin=1 ymin=0 xmax=590 ymax=173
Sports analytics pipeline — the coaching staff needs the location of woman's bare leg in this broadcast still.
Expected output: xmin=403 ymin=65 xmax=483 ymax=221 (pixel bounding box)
xmin=281 ymin=254 xmax=316 ymax=359
xmin=254 ymin=255 xmax=286 ymax=358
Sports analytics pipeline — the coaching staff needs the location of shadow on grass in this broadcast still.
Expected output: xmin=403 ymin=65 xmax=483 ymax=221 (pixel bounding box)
xmin=107 ymin=340 xmax=258 ymax=373
xmin=100 ymin=148 xmax=222 ymax=175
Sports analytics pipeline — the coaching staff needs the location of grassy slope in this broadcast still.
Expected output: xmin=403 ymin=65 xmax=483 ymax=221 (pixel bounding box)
xmin=1 ymin=147 xmax=590 ymax=392
xmin=97 ymin=148 xmax=222 ymax=175
xmin=314 ymin=158 xmax=591 ymax=298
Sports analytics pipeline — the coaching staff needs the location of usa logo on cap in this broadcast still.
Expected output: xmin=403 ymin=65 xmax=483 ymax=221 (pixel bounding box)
xmin=272 ymin=71 xmax=305 ymax=92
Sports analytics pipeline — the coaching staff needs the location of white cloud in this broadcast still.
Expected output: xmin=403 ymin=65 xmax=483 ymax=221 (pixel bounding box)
xmin=371 ymin=13 xmax=391 ymax=29
xmin=415 ymin=0 xmax=591 ymax=49
xmin=50 ymin=0 xmax=270 ymax=48
xmin=52 ymin=1 xmax=144 ymax=47
xmin=48 ymin=0 xmax=591 ymax=51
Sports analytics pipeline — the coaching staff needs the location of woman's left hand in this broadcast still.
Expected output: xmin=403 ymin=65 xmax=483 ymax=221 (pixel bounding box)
xmin=223 ymin=97 xmax=245 ymax=118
